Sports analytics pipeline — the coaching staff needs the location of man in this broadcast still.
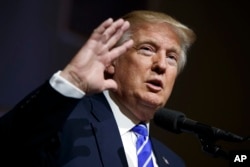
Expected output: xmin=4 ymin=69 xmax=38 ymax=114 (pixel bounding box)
xmin=0 ymin=10 xmax=195 ymax=166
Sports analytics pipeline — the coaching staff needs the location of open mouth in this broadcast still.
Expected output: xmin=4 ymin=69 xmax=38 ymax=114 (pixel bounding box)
xmin=146 ymin=79 xmax=163 ymax=92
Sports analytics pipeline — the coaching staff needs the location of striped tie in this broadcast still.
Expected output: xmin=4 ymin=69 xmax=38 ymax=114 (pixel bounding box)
xmin=132 ymin=123 xmax=154 ymax=167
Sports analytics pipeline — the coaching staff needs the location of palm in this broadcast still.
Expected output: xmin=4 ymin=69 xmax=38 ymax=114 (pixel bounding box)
xmin=62 ymin=18 xmax=133 ymax=94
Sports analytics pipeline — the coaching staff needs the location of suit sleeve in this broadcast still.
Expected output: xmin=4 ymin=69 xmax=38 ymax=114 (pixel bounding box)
xmin=0 ymin=81 xmax=81 ymax=162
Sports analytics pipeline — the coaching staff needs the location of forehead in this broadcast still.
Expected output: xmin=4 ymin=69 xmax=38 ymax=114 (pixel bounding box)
xmin=132 ymin=22 xmax=181 ymax=48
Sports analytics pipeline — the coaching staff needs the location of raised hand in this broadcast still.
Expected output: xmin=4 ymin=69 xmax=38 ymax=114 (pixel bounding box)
xmin=60 ymin=18 xmax=133 ymax=94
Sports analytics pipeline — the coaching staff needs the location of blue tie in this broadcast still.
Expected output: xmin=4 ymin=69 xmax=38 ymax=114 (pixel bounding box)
xmin=132 ymin=123 xmax=154 ymax=167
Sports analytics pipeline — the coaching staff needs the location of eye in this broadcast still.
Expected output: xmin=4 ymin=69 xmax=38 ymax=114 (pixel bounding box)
xmin=167 ymin=54 xmax=176 ymax=60
xmin=166 ymin=53 xmax=178 ymax=66
xmin=135 ymin=44 xmax=156 ymax=56
xmin=141 ymin=46 xmax=152 ymax=51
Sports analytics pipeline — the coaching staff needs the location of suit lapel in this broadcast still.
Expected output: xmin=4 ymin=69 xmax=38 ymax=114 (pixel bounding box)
xmin=151 ymin=138 xmax=171 ymax=167
xmin=89 ymin=93 xmax=128 ymax=167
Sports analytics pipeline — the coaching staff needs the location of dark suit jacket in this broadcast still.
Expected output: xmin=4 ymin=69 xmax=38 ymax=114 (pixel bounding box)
xmin=0 ymin=81 xmax=185 ymax=167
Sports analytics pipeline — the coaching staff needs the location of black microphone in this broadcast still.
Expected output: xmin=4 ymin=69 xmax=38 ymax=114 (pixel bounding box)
xmin=153 ymin=108 xmax=246 ymax=142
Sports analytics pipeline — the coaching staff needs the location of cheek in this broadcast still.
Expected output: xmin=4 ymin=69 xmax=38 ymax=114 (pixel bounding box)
xmin=114 ymin=53 xmax=153 ymax=91
xmin=163 ymin=68 xmax=178 ymax=89
xmin=114 ymin=57 xmax=145 ymax=82
xmin=168 ymin=75 xmax=176 ymax=87
xmin=115 ymin=66 xmax=141 ymax=87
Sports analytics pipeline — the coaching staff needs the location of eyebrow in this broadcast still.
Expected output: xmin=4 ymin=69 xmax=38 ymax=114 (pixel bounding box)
xmin=134 ymin=39 xmax=158 ymax=48
xmin=134 ymin=39 xmax=180 ymax=55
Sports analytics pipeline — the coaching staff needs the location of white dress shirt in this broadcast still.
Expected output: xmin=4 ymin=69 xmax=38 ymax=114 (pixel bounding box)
xmin=49 ymin=71 xmax=158 ymax=167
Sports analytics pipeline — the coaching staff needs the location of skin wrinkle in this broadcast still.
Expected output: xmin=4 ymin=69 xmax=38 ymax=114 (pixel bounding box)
xmin=109 ymin=22 xmax=180 ymax=124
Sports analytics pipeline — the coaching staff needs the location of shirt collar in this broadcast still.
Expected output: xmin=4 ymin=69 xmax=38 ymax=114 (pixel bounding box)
xmin=103 ymin=91 xmax=150 ymax=136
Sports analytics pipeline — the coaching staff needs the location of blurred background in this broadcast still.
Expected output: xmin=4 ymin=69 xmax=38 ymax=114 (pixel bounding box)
xmin=0 ymin=0 xmax=249 ymax=166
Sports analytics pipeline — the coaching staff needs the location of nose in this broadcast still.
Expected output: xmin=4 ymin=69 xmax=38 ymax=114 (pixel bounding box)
xmin=151 ymin=52 xmax=167 ymax=74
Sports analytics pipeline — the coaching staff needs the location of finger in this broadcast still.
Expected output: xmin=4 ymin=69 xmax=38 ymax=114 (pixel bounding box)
xmin=105 ymin=21 xmax=130 ymax=49
xmin=101 ymin=19 xmax=126 ymax=43
xmin=109 ymin=39 xmax=134 ymax=60
xmin=93 ymin=18 xmax=113 ymax=35
xmin=103 ymin=79 xmax=118 ymax=91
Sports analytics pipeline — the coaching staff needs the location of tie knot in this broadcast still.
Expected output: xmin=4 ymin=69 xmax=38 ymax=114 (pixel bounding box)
xmin=131 ymin=123 xmax=148 ymax=137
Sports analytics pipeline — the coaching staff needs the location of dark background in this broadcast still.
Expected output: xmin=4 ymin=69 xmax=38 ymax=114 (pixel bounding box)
xmin=0 ymin=0 xmax=249 ymax=166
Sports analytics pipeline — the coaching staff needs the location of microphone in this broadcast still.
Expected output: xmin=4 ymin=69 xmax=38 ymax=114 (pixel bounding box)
xmin=153 ymin=108 xmax=247 ymax=142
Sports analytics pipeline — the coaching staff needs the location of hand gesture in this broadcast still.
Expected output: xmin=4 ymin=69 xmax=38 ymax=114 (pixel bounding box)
xmin=61 ymin=18 xmax=133 ymax=94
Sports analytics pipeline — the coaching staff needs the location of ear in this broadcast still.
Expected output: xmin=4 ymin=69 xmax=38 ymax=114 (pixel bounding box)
xmin=105 ymin=64 xmax=115 ymax=74
xmin=104 ymin=63 xmax=116 ymax=79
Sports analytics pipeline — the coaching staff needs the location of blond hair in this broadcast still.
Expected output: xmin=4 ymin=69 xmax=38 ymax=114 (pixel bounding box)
xmin=119 ymin=10 xmax=196 ymax=72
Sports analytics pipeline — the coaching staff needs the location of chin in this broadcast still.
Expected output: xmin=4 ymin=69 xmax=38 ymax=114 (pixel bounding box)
xmin=145 ymin=93 xmax=165 ymax=105
xmin=135 ymin=109 xmax=155 ymax=122
xmin=140 ymin=97 xmax=164 ymax=111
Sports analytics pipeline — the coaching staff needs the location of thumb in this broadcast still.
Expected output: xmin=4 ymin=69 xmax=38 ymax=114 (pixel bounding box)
xmin=103 ymin=79 xmax=118 ymax=91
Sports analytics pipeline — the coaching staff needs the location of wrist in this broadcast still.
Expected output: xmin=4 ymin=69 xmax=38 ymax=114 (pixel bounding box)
xmin=60 ymin=67 xmax=87 ymax=92
xmin=50 ymin=71 xmax=85 ymax=98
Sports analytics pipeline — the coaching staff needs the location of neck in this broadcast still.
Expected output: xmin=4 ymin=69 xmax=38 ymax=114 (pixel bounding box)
xmin=109 ymin=91 xmax=144 ymax=124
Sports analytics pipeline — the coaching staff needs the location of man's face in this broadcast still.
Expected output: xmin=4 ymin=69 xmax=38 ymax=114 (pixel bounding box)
xmin=111 ymin=22 xmax=181 ymax=122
